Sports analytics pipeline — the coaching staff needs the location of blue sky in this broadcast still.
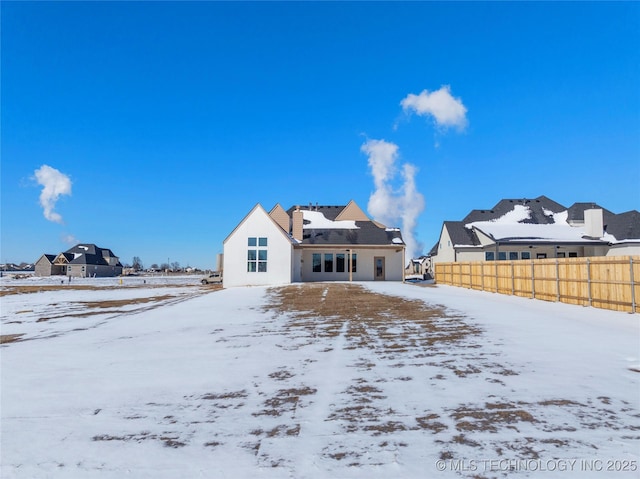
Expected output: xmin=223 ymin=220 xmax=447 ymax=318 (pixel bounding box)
xmin=2 ymin=2 xmax=639 ymax=269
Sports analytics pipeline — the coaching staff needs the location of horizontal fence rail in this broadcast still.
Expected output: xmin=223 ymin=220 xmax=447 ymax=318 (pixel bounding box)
xmin=434 ymin=256 xmax=639 ymax=314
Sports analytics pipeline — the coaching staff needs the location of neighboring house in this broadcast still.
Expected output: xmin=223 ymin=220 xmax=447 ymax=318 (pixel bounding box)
xmin=431 ymin=196 xmax=640 ymax=266
xmin=222 ymin=200 xmax=406 ymax=287
xmin=405 ymin=255 xmax=432 ymax=280
xmin=35 ymin=244 xmax=123 ymax=277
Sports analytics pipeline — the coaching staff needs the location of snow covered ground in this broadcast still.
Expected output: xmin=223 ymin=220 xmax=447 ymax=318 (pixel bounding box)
xmin=1 ymin=279 xmax=638 ymax=478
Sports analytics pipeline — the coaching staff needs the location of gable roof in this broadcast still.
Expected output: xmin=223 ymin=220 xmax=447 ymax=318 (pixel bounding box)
xmin=223 ymin=203 xmax=296 ymax=245
xmin=335 ymin=200 xmax=370 ymax=221
xmin=36 ymin=254 xmax=57 ymax=264
xmin=444 ymin=221 xmax=481 ymax=247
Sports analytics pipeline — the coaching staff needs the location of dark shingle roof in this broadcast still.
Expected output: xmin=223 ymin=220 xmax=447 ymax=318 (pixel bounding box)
xmin=444 ymin=221 xmax=481 ymax=247
xmin=64 ymin=244 xmax=122 ymax=267
xmin=462 ymin=195 xmax=566 ymax=224
xmin=285 ymin=204 xmax=345 ymax=221
xmin=284 ymin=203 xmax=403 ymax=246
xmin=300 ymin=221 xmax=403 ymax=246
xmin=566 ymin=202 xmax=615 ymax=224
xmin=607 ymin=210 xmax=640 ymax=241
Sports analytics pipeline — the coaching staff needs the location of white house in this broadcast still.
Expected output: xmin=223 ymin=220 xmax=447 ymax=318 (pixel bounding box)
xmin=430 ymin=196 xmax=640 ymax=268
xmin=222 ymin=201 xmax=406 ymax=288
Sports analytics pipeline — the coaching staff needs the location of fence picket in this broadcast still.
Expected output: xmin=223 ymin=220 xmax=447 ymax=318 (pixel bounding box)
xmin=434 ymin=256 xmax=640 ymax=314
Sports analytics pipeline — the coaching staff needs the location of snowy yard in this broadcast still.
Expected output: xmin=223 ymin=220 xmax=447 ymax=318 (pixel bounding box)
xmin=1 ymin=278 xmax=638 ymax=478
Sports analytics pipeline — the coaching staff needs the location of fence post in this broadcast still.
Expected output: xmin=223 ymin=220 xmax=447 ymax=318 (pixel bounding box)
xmin=555 ymin=258 xmax=560 ymax=302
xmin=469 ymin=262 xmax=472 ymax=289
xmin=531 ymin=260 xmax=535 ymax=299
xmin=630 ymin=257 xmax=636 ymax=314
xmin=587 ymin=258 xmax=592 ymax=307
xmin=511 ymin=261 xmax=515 ymax=296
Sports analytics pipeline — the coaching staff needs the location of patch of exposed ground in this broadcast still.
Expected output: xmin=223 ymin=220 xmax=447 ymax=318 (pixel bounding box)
xmin=0 ymin=334 xmax=25 ymax=344
xmin=82 ymin=283 xmax=638 ymax=473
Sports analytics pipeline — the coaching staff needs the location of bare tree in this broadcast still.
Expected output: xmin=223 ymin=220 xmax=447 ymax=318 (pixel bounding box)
xmin=132 ymin=256 xmax=143 ymax=271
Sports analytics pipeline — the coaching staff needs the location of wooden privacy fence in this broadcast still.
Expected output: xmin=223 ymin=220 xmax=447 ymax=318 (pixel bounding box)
xmin=434 ymin=256 xmax=639 ymax=313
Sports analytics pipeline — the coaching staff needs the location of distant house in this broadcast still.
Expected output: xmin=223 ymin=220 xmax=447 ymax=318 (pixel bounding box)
xmin=430 ymin=196 xmax=640 ymax=268
xmin=35 ymin=244 xmax=123 ymax=277
xmin=405 ymin=256 xmax=432 ymax=280
xmin=222 ymin=200 xmax=406 ymax=287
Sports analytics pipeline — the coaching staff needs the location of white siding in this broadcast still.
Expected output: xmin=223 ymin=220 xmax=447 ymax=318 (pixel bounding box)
xmin=223 ymin=207 xmax=293 ymax=288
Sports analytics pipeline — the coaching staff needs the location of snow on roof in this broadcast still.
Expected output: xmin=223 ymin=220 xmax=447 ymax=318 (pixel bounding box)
xmin=466 ymin=205 xmax=615 ymax=242
xmin=392 ymin=237 xmax=404 ymax=244
xmin=302 ymin=210 xmax=359 ymax=230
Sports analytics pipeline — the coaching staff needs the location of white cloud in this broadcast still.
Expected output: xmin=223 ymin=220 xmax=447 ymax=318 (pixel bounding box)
xmin=362 ymin=139 xmax=425 ymax=259
xmin=34 ymin=165 xmax=72 ymax=223
xmin=401 ymin=85 xmax=468 ymax=130
xmin=61 ymin=234 xmax=79 ymax=245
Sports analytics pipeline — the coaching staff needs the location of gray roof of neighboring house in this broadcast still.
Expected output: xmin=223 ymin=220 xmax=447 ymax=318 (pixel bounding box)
xmin=64 ymin=244 xmax=123 ymax=267
xmin=444 ymin=221 xmax=481 ymax=247
xmin=39 ymin=254 xmax=57 ymax=263
xmin=607 ymin=210 xmax=640 ymax=241
xmin=566 ymin=202 xmax=616 ymax=224
xmin=462 ymin=195 xmax=566 ymax=224
xmin=442 ymin=196 xmax=640 ymax=248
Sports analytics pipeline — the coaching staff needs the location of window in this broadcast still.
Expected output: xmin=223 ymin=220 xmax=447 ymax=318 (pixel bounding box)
xmin=498 ymin=252 xmax=507 ymax=261
xmin=336 ymin=254 xmax=345 ymax=273
xmin=349 ymin=254 xmax=357 ymax=272
xmin=509 ymin=252 xmax=518 ymax=260
xmin=537 ymin=253 xmax=547 ymax=259
xmin=247 ymin=237 xmax=268 ymax=272
xmin=312 ymin=253 xmax=322 ymax=272
xmin=521 ymin=251 xmax=531 ymax=260
xmin=485 ymin=252 xmax=495 ymax=261
xmin=324 ymin=254 xmax=333 ymax=272
xmin=568 ymin=252 xmax=578 ymax=258
xmin=247 ymin=249 xmax=257 ymax=272
xmin=258 ymin=250 xmax=268 ymax=272
xmin=557 ymin=252 xmax=566 ymax=258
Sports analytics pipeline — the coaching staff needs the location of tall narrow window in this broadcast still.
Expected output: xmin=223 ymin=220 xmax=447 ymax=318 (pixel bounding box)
xmin=485 ymin=252 xmax=495 ymax=261
xmin=247 ymin=237 xmax=268 ymax=272
xmin=258 ymin=249 xmax=268 ymax=272
xmin=336 ymin=254 xmax=345 ymax=273
xmin=521 ymin=251 xmax=531 ymax=260
xmin=324 ymin=254 xmax=333 ymax=273
xmin=247 ymin=249 xmax=257 ymax=272
xmin=509 ymin=252 xmax=518 ymax=260
xmin=312 ymin=253 xmax=322 ymax=272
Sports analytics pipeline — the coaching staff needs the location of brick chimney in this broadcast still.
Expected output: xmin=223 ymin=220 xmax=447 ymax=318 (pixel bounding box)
xmin=292 ymin=206 xmax=304 ymax=241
